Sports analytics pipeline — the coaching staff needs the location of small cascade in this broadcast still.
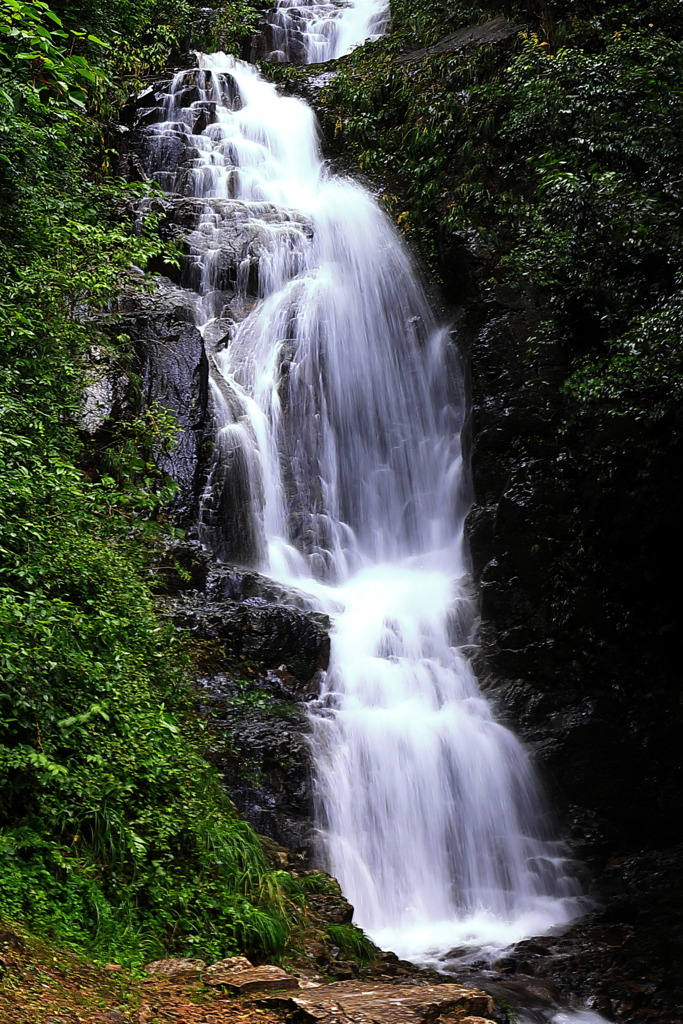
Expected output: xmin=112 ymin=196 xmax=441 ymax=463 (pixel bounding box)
xmin=132 ymin=29 xmax=586 ymax=963
xmin=310 ymin=569 xmax=581 ymax=959
xmin=264 ymin=0 xmax=390 ymax=63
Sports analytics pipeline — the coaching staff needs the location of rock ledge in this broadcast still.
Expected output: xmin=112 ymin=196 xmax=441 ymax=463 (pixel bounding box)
xmin=261 ymin=981 xmax=496 ymax=1024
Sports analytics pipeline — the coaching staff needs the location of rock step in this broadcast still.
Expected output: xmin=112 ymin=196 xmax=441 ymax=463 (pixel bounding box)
xmin=260 ymin=981 xmax=496 ymax=1024
xmin=143 ymin=960 xmax=497 ymax=1023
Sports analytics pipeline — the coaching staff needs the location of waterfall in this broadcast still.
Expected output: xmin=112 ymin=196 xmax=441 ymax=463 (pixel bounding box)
xmin=264 ymin=0 xmax=390 ymax=63
xmin=135 ymin=8 xmax=585 ymax=963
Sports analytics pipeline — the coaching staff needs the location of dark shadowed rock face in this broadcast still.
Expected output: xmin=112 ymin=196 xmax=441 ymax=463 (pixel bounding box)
xmin=449 ymin=283 xmax=683 ymax=1023
xmin=78 ymin=280 xmax=212 ymax=524
xmin=156 ymin=559 xmax=330 ymax=858
xmin=394 ymin=18 xmax=525 ymax=65
xmin=126 ymin=287 xmax=210 ymax=519
xmin=455 ymin=296 xmax=683 ymax=856
xmin=445 ymin=844 xmax=683 ymax=1023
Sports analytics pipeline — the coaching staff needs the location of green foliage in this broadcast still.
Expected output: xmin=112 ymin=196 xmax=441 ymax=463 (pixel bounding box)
xmin=389 ymin=0 xmax=493 ymax=47
xmin=321 ymin=14 xmax=683 ymax=422
xmin=299 ymin=873 xmax=340 ymax=896
xmin=224 ymin=682 xmax=298 ymax=719
xmin=0 ymin=0 xmax=261 ymax=98
xmin=0 ymin=0 xmax=293 ymax=969
xmin=226 ymin=683 xmax=277 ymax=712
xmin=326 ymin=924 xmax=377 ymax=963
xmin=315 ymin=0 xmax=683 ymax=677
xmin=0 ymin=0 xmax=108 ymax=107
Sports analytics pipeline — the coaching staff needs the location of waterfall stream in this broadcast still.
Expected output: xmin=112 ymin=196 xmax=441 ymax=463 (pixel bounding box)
xmin=264 ymin=0 xmax=390 ymax=62
xmin=136 ymin=0 xmax=587 ymax=966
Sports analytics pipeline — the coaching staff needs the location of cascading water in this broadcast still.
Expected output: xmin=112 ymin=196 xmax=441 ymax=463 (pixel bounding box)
xmin=135 ymin=5 xmax=587 ymax=966
xmin=264 ymin=0 xmax=390 ymax=63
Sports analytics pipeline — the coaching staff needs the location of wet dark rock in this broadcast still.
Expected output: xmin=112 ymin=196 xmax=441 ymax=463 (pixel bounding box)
xmin=306 ymin=892 xmax=354 ymax=925
xmin=259 ymin=981 xmax=496 ymax=1024
xmin=157 ymin=566 xmax=329 ymax=857
xmin=136 ymin=105 xmax=172 ymax=128
xmin=203 ymin=681 xmax=315 ymax=855
xmin=205 ymin=564 xmax=320 ymax=612
xmin=118 ymin=290 xmax=209 ymax=520
xmin=245 ymin=16 xmax=305 ymax=64
xmin=190 ymin=101 xmax=217 ymax=134
xmin=79 ymin=346 xmax=130 ymax=434
xmin=145 ymin=537 xmax=212 ymax=594
xmin=443 ymin=844 xmax=683 ymax=1022
xmin=149 ymin=199 xmax=313 ymax=297
xmin=161 ymin=589 xmax=329 ymax=684
xmin=395 ymin=18 xmax=526 ymax=65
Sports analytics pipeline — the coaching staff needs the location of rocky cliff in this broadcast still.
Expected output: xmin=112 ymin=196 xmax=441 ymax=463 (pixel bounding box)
xmin=103 ymin=14 xmax=683 ymax=1020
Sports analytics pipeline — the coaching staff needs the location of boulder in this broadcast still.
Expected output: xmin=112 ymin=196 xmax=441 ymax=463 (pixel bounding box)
xmin=306 ymin=892 xmax=354 ymax=924
xmin=205 ymin=964 xmax=298 ymax=991
xmin=261 ymin=981 xmax=495 ymax=1024
xmin=131 ymin=302 xmax=209 ymax=503
xmin=159 ymin=588 xmax=329 ymax=685
xmin=207 ymin=955 xmax=253 ymax=974
xmin=79 ymin=346 xmax=129 ymax=434
xmin=143 ymin=957 xmax=206 ymax=982
xmin=395 ymin=18 xmax=525 ymax=64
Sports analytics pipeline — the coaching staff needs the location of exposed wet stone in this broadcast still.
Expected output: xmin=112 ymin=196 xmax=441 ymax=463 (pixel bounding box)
xmin=207 ymin=965 xmax=298 ymax=991
xmin=142 ymin=196 xmax=312 ymax=264
xmin=159 ymin=588 xmax=329 ymax=681
xmin=202 ymin=681 xmax=315 ymax=856
xmin=305 ymin=893 xmax=353 ymax=925
xmin=395 ymin=18 xmax=525 ymax=65
xmin=79 ymin=346 xmax=130 ymax=433
xmin=156 ymin=566 xmax=329 ymax=857
xmin=144 ymin=958 xmax=207 ymax=982
xmin=260 ymin=982 xmax=496 ymax=1024
xmin=120 ymin=293 xmax=209 ymax=519
xmin=490 ymin=843 xmax=683 ymax=1022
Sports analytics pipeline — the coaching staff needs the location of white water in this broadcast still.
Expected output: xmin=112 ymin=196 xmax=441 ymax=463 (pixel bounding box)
xmin=266 ymin=0 xmax=390 ymax=63
xmin=140 ymin=27 xmax=586 ymax=962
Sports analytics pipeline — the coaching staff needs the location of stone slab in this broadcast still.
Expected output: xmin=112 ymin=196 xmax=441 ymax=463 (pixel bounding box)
xmin=205 ymin=964 xmax=299 ymax=991
xmin=260 ymin=981 xmax=495 ymax=1024
xmin=395 ymin=18 xmax=525 ymax=64
xmin=143 ymin=957 xmax=206 ymax=982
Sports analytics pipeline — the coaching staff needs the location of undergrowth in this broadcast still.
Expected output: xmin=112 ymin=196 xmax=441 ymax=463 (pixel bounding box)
xmin=326 ymin=924 xmax=377 ymax=964
xmin=315 ymin=0 xmax=683 ymax=669
xmin=0 ymin=0 xmax=293 ymax=970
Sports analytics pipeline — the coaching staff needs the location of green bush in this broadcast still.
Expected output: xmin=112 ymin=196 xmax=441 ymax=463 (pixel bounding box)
xmin=0 ymin=0 xmax=293 ymax=968
xmin=326 ymin=924 xmax=377 ymax=964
